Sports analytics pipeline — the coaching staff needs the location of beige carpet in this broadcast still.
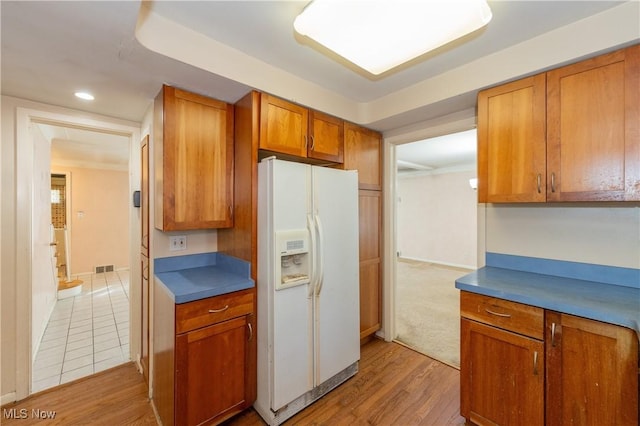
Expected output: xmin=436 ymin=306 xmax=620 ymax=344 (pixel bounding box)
xmin=394 ymin=259 xmax=471 ymax=368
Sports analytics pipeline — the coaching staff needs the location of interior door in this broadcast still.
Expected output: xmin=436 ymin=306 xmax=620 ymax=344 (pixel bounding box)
xmin=140 ymin=135 xmax=150 ymax=383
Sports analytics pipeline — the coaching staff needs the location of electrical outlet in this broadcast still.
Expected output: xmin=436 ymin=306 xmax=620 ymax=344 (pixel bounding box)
xmin=169 ymin=235 xmax=187 ymax=251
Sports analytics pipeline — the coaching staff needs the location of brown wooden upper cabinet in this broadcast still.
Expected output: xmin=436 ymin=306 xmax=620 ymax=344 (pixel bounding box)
xmin=547 ymin=45 xmax=639 ymax=201
xmin=343 ymin=122 xmax=382 ymax=190
xmin=154 ymin=85 xmax=234 ymax=230
xmin=477 ymin=74 xmax=547 ymax=203
xmin=478 ymin=44 xmax=640 ymax=203
xmin=259 ymin=93 xmax=344 ymax=163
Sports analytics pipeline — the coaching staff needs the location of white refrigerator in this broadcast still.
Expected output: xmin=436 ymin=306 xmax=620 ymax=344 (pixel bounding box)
xmin=255 ymin=158 xmax=360 ymax=425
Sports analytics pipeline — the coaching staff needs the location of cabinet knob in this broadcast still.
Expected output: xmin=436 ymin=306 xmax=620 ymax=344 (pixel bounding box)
xmin=247 ymin=322 xmax=253 ymax=341
xmin=533 ymin=351 xmax=539 ymax=375
xmin=537 ymin=173 xmax=542 ymax=193
xmin=551 ymin=172 xmax=556 ymax=193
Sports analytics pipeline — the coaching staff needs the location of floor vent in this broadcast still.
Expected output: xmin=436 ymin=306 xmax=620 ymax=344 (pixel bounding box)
xmin=105 ymin=265 xmax=114 ymax=272
xmin=95 ymin=266 xmax=105 ymax=274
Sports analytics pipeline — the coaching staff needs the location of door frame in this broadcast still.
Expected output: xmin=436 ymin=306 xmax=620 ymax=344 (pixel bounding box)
xmin=381 ymin=111 xmax=482 ymax=342
xmin=15 ymin=107 xmax=141 ymax=399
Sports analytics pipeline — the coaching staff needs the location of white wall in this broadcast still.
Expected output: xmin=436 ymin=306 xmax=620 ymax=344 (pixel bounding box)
xmin=397 ymin=170 xmax=478 ymax=269
xmin=484 ymin=204 xmax=640 ymax=269
xmin=50 ymin=166 xmax=130 ymax=275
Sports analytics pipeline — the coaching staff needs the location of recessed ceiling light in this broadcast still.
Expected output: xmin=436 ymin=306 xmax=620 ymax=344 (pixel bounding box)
xmin=74 ymin=91 xmax=95 ymax=101
xmin=294 ymin=0 xmax=493 ymax=75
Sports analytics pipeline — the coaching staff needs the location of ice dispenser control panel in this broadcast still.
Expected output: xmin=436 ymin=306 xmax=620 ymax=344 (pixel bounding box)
xmin=275 ymin=229 xmax=310 ymax=290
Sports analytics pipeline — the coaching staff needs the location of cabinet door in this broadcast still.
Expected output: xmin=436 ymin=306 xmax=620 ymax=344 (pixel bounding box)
xmin=260 ymin=94 xmax=308 ymax=157
xmin=477 ymin=74 xmax=547 ymax=203
xmin=358 ymin=190 xmax=381 ymax=339
xmin=140 ymin=135 xmax=150 ymax=383
xmin=546 ymin=312 xmax=638 ymax=426
xmin=547 ymin=45 xmax=640 ymax=201
xmin=161 ymin=86 xmax=234 ymax=230
xmin=461 ymin=319 xmax=544 ymax=426
xmin=344 ymin=123 xmax=382 ymax=190
xmin=141 ymin=135 xmax=149 ymax=256
xmin=141 ymin=254 xmax=149 ymax=383
xmin=308 ymin=110 xmax=344 ymax=163
xmin=176 ymin=316 xmax=249 ymax=426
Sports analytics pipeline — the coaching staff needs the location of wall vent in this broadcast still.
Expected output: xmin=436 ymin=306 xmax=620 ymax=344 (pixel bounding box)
xmin=94 ymin=265 xmax=114 ymax=274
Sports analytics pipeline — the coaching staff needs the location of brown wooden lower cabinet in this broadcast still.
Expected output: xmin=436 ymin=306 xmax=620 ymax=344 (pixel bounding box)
xmin=176 ymin=316 xmax=249 ymax=426
xmin=461 ymin=319 xmax=544 ymax=425
xmin=460 ymin=292 xmax=544 ymax=425
xmin=545 ymin=311 xmax=639 ymax=426
xmin=153 ymin=284 xmax=256 ymax=426
xmin=141 ymin=253 xmax=149 ymax=382
xmin=460 ymin=291 xmax=639 ymax=426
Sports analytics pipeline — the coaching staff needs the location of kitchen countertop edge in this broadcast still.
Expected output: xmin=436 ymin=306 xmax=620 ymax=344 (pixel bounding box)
xmin=455 ymin=266 xmax=640 ymax=337
xmin=154 ymin=252 xmax=255 ymax=304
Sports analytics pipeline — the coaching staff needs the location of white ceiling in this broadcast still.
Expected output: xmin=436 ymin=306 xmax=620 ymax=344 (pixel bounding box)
xmin=36 ymin=124 xmax=130 ymax=171
xmin=397 ymin=129 xmax=477 ymax=175
xmin=2 ymin=1 xmax=638 ymax=171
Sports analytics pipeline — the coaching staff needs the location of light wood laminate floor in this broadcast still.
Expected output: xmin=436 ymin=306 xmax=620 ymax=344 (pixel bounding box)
xmin=3 ymin=339 xmax=464 ymax=425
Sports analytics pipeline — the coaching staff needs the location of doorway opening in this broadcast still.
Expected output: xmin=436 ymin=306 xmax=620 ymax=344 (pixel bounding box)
xmin=51 ymin=173 xmax=75 ymax=290
xmin=393 ymin=129 xmax=478 ymax=368
xmin=15 ymin=106 xmax=140 ymax=400
xmin=31 ymin=123 xmax=132 ymax=393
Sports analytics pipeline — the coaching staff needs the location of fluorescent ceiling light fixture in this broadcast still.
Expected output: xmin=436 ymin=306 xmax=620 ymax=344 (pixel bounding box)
xmin=74 ymin=91 xmax=94 ymax=101
xmin=294 ymin=0 xmax=493 ymax=75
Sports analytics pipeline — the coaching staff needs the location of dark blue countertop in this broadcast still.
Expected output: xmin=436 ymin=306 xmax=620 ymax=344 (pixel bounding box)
xmin=154 ymin=252 xmax=254 ymax=304
xmin=455 ymin=253 xmax=640 ymax=337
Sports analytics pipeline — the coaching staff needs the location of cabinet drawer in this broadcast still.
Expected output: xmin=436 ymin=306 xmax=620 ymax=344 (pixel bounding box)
xmin=460 ymin=291 xmax=543 ymax=340
xmin=176 ymin=289 xmax=253 ymax=334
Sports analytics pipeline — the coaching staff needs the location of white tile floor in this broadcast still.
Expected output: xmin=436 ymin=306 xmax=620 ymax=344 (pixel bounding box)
xmin=31 ymin=270 xmax=130 ymax=393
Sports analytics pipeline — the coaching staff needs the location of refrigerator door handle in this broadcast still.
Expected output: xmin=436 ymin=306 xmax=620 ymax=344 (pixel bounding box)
xmin=307 ymin=214 xmax=317 ymax=298
xmin=314 ymin=214 xmax=325 ymax=296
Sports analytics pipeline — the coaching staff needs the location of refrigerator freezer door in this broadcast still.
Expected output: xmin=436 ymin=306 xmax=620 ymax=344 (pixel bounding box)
xmin=272 ymin=285 xmax=313 ymax=410
xmin=265 ymin=160 xmax=314 ymax=411
xmin=311 ymin=166 xmax=360 ymax=386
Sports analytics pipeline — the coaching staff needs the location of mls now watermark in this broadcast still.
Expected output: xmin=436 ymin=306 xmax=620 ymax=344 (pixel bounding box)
xmin=3 ymin=408 xmax=57 ymax=420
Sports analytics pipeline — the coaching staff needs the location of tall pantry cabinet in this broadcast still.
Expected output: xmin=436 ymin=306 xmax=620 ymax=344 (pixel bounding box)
xmin=343 ymin=122 xmax=383 ymax=340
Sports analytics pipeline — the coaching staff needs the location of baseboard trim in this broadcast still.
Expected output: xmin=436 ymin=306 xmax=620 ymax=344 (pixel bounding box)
xmin=1 ymin=392 xmax=17 ymax=406
xmin=398 ymin=256 xmax=475 ymax=270
xmin=393 ymin=339 xmax=461 ymax=371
